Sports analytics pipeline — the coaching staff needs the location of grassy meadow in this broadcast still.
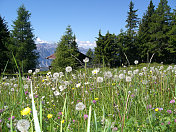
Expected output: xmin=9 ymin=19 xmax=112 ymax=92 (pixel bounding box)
xmin=0 ymin=62 xmax=176 ymax=132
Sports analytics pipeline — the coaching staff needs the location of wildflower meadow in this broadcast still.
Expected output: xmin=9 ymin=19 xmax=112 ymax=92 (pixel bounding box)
xmin=0 ymin=61 xmax=176 ymax=132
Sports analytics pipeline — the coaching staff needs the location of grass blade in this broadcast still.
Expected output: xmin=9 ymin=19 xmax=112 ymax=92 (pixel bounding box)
xmin=87 ymin=105 xmax=91 ymax=132
xmin=31 ymin=81 xmax=41 ymax=132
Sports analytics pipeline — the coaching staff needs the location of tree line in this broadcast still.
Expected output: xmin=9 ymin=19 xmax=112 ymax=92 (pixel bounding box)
xmin=94 ymin=0 xmax=176 ymax=67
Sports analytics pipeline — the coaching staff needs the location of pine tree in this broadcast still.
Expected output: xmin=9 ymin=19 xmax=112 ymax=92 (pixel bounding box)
xmin=148 ymin=0 xmax=173 ymax=63
xmin=86 ymin=48 xmax=94 ymax=65
xmin=94 ymin=30 xmax=105 ymax=65
xmin=51 ymin=25 xmax=79 ymax=72
xmin=125 ymin=1 xmax=139 ymax=64
xmin=125 ymin=1 xmax=139 ymax=37
xmin=94 ymin=31 xmax=119 ymax=67
xmin=0 ymin=16 xmax=10 ymax=74
xmin=167 ymin=8 xmax=176 ymax=62
xmin=138 ymin=0 xmax=155 ymax=62
xmin=11 ymin=5 xmax=38 ymax=72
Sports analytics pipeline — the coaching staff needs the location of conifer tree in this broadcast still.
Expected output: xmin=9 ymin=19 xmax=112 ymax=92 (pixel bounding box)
xmin=125 ymin=1 xmax=139 ymax=37
xmin=167 ymin=8 xmax=176 ymax=62
xmin=11 ymin=5 xmax=38 ymax=72
xmin=51 ymin=25 xmax=79 ymax=72
xmin=94 ymin=31 xmax=119 ymax=67
xmin=125 ymin=1 xmax=139 ymax=64
xmin=148 ymin=0 xmax=173 ymax=63
xmin=94 ymin=30 xmax=105 ymax=65
xmin=138 ymin=0 xmax=155 ymax=62
xmin=0 ymin=16 xmax=10 ymax=74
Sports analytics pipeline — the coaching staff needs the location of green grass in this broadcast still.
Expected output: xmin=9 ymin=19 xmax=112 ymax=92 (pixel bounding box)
xmin=0 ymin=63 xmax=176 ymax=131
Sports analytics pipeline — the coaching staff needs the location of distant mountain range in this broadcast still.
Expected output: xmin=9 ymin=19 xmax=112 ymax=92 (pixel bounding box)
xmin=36 ymin=43 xmax=91 ymax=67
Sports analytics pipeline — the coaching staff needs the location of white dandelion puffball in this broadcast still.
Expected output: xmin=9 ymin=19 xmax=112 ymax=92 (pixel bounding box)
xmin=17 ymin=119 xmax=30 ymax=132
xmin=104 ymin=71 xmax=112 ymax=78
xmin=54 ymin=90 xmax=60 ymax=96
xmin=83 ymin=57 xmax=89 ymax=63
xmin=126 ymin=76 xmax=132 ymax=82
xmin=53 ymin=72 xmax=60 ymax=78
xmin=35 ymin=68 xmax=40 ymax=73
xmin=66 ymin=66 xmax=72 ymax=72
xmin=97 ymin=77 xmax=103 ymax=83
xmin=134 ymin=60 xmax=138 ymax=65
xmin=28 ymin=70 xmax=32 ymax=74
xmin=76 ymin=102 xmax=85 ymax=111
xmin=119 ymin=74 xmax=125 ymax=79
xmin=59 ymin=85 xmax=66 ymax=91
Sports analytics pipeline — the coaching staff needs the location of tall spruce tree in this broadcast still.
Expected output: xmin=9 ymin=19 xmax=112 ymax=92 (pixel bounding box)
xmin=149 ymin=0 xmax=172 ymax=63
xmin=125 ymin=1 xmax=139 ymax=37
xmin=125 ymin=1 xmax=139 ymax=64
xmin=0 ymin=16 xmax=10 ymax=74
xmin=167 ymin=8 xmax=176 ymax=62
xmin=11 ymin=5 xmax=38 ymax=72
xmin=138 ymin=0 xmax=155 ymax=62
xmin=94 ymin=30 xmax=105 ymax=65
xmin=51 ymin=25 xmax=79 ymax=72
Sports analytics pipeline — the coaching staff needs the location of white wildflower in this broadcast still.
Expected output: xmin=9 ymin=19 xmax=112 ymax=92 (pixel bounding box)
xmin=76 ymin=102 xmax=85 ymax=111
xmin=17 ymin=119 xmax=30 ymax=132
xmin=76 ymin=83 xmax=81 ymax=88
xmin=97 ymin=77 xmax=103 ymax=83
xmin=104 ymin=71 xmax=113 ymax=78
xmin=11 ymin=88 xmax=14 ymax=92
xmin=92 ymin=68 xmax=100 ymax=75
xmin=59 ymin=85 xmax=66 ymax=92
xmin=53 ymin=72 xmax=59 ymax=78
xmin=119 ymin=74 xmax=125 ymax=79
xmin=126 ymin=76 xmax=131 ymax=82
xmin=66 ymin=66 xmax=72 ymax=72
xmin=134 ymin=60 xmax=138 ymax=65
xmin=51 ymin=88 xmax=55 ymax=91
xmin=54 ymin=90 xmax=60 ymax=96
xmin=83 ymin=57 xmax=89 ymax=63
xmin=23 ymin=84 xmax=28 ymax=89
xmin=28 ymin=70 xmax=32 ymax=74
xmin=35 ymin=69 xmax=40 ymax=73
xmin=47 ymin=72 xmax=51 ymax=76
xmin=128 ymin=71 xmax=132 ymax=75
xmin=133 ymin=69 xmax=139 ymax=75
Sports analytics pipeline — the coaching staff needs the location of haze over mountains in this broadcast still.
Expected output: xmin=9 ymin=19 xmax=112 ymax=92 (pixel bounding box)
xmin=36 ymin=38 xmax=96 ymax=67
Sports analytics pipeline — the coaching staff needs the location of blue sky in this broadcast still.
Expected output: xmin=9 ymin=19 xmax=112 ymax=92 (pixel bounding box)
xmin=0 ymin=0 xmax=175 ymax=48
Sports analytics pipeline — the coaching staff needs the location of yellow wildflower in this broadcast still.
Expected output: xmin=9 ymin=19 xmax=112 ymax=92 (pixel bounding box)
xmin=155 ymin=108 xmax=159 ymax=112
xmin=72 ymin=88 xmax=74 ymax=90
xmin=21 ymin=107 xmax=31 ymax=116
xmin=42 ymin=80 xmax=45 ymax=82
xmin=112 ymin=83 xmax=116 ymax=86
xmin=47 ymin=114 xmax=53 ymax=119
xmin=61 ymin=120 xmax=65 ymax=123
xmin=95 ymin=98 xmax=99 ymax=101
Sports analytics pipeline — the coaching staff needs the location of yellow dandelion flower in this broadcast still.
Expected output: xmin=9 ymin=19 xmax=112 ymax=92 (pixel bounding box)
xmin=112 ymin=83 xmax=116 ymax=86
xmin=61 ymin=120 xmax=65 ymax=123
xmin=42 ymin=80 xmax=45 ymax=82
xmin=47 ymin=114 xmax=53 ymax=119
xmin=155 ymin=108 xmax=159 ymax=112
xmin=95 ymin=98 xmax=99 ymax=100
xmin=21 ymin=107 xmax=31 ymax=116
xmin=72 ymin=88 xmax=74 ymax=90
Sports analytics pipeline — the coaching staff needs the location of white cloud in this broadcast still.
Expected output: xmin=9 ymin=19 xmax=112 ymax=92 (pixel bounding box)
xmin=77 ymin=40 xmax=96 ymax=49
xmin=35 ymin=37 xmax=96 ymax=49
xmin=35 ymin=37 xmax=49 ymax=44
